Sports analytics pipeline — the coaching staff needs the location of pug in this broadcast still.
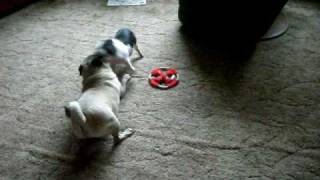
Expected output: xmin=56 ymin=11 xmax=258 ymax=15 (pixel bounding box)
xmin=65 ymin=52 xmax=134 ymax=144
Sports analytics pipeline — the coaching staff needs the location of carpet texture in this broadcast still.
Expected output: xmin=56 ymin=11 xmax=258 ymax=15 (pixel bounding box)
xmin=0 ymin=0 xmax=319 ymax=179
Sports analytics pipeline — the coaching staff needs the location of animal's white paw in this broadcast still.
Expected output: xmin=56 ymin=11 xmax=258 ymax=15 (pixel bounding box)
xmin=123 ymin=74 xmax=132 ymax=81
xmin=119 ymin=128 xmax=135 ymax=139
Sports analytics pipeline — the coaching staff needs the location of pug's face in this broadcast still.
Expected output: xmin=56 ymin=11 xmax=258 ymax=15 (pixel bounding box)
xmin=78 ymin=54 xmax=104 ymax=78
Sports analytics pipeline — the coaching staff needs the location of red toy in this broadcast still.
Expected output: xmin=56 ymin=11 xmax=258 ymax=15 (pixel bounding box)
xmin=148 ymin=67 xmax=179 ymax=89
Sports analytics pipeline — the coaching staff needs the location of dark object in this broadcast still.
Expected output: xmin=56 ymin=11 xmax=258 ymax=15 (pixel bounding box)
xmin=0 ymin=0 xmax=38 ymax=18
xmin=178 ymin=0 xmax=288 ymax=56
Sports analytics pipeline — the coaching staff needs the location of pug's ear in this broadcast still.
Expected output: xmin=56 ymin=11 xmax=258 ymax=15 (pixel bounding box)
xmin=78 ymin=65 xmax=83 ymax=76
xmin=91 ymin=56 xmax=103 ymax=67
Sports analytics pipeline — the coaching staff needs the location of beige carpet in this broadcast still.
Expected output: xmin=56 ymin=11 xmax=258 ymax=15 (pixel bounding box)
xmin=0 ymin=0 xmax=319 ymax=179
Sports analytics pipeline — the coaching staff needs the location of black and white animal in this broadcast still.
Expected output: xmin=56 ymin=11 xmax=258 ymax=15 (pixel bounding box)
xmin=65 ymin=53 xmax=134 ymax=143
xmin=95 ymin=28 xmax=143 ymax=77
